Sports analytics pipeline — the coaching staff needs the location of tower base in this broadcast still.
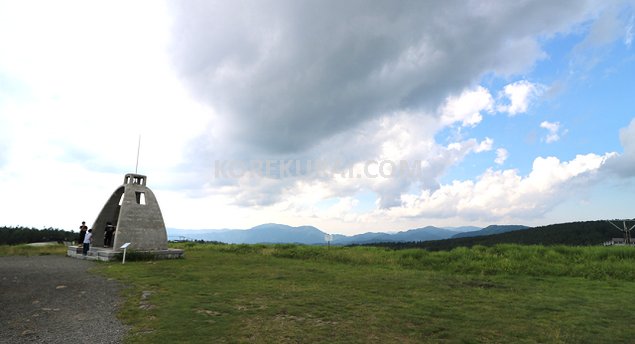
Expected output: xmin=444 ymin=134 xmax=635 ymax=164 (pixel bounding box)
xmin=67 ymin=246 xmax=184 ymax=261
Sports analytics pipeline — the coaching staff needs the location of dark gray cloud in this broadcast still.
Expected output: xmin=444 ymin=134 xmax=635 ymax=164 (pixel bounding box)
xmin=169 ymin=0 xmax=598 ymax=153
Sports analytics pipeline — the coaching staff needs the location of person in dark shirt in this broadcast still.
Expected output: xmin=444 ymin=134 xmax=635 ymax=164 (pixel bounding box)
xmin=78 ymin=221 xmax=88 ymax=245
xmin=104 ymin=222 xmax=116 ymax=247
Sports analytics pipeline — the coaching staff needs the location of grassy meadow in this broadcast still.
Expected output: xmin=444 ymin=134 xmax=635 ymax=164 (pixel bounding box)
xmin=0 ymin=243 xmax=67 ymax=256
xmin=90 ymin=243 xmax=635 ymax=343
xmin=3 ymin=243 xmax=635 ymax=342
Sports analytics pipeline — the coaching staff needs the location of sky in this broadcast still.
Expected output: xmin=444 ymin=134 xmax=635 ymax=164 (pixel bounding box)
xmin=1 ymin=0 xmax=635 ymax=235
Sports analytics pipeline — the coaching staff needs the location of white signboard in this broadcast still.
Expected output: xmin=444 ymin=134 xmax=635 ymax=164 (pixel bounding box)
xmin=121 ymin=242 xmax=131 ymax=264
xmin=324 ymin=234 xmax=333 ymax=242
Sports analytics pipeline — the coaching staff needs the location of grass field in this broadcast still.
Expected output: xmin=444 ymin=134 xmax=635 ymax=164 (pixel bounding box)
xmin=2 ymin=243 xmax=634 ymax=342
xmin=0 ymin=243 xmax=67 ymax=256
xmin=82 ymin=243 xmax=635 ymax=343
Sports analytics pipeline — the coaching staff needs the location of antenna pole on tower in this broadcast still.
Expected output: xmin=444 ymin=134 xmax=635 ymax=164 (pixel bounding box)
xmin=135 ymin=135 xmax=141 ymax=174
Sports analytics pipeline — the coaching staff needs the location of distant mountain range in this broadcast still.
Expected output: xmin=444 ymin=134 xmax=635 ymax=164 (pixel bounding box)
xmin=167 ymin=223 xmax=526 ymax=245
xmin=373 ymin=220 xmax=629 ymax=251
xmin=169 ymin=220 xmax=632 ymax=249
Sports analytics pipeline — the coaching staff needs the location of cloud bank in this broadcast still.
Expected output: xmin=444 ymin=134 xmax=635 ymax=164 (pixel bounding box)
xmin=0 ymin=0 xmax=633 ymax=233
xmin=169 ymin=0 xmax=601 ymax=153
xmin=162 ymin=0 xmax=635 ymax=228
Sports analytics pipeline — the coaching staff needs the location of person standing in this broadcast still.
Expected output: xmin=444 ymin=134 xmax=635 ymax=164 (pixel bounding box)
xmin=78 ymin=221 xmax=88 ymax=245
xmin=104 ymin=222 xmax=116 ymax=247
xmin=82 ymin=229 xmax=93 ymax=256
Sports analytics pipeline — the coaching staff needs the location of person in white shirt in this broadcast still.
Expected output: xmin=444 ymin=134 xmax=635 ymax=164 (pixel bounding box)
xmin=82 ymin=229 xmax=93 ymax=256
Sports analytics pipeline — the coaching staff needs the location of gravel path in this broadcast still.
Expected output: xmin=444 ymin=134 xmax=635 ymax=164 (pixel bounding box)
xmin=0 ymin=255 xmax=129 ymax=344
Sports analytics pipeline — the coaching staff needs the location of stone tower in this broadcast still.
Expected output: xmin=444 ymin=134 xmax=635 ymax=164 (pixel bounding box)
xmin=91 ymin=173 xmax=168 ymax=250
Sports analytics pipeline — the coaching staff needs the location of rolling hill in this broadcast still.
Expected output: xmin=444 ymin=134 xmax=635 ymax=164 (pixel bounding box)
xmin=451 ymin=225 xmax=529 ymax=238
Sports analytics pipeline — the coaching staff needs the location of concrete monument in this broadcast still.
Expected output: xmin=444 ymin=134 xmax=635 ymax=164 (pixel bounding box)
xmin=68 ymin=173 xmax=183 ymax=260
xmin=91 ymin=173 xmax=168 ymax=250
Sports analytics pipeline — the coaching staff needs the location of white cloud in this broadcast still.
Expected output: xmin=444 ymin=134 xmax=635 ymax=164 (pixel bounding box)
xmin=0 ymin=116 xmax=8 ymax=168
xmin=495 ymin=148 xmax=509 ymax=165
xmin=0 ymin=1 xmax=213 ymax=230
xmin=0 ymin=1 xmax=211 ymax=174
xmin=380 ymin=153 xmax=612 ymax=222
xmin=203 ymin=111 xmax=496 ymax=211
xmin=321 ymin=197 xmax=361 ymax=222
xmin=497 ymin=80 xmax=546 ymax=115
xmin=474 ymin=138 xmax=494 ymax=153
xmin=605 ymin=117 xmax=635 ymax=177
xmin=540 ymin=121 xmax=565 ymax=143
xmin=440 ymin=86 xmax=494 ymax=127
xmin=619 ymin=118 xmax=635 ymax=152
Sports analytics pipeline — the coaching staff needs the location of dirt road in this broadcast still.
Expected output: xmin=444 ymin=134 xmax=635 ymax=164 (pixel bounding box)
xmin=0 ymin=255 xmax=128 ymax=344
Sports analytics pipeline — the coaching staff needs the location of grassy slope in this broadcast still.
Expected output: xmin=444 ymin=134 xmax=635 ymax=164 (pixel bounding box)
xmin=92 ymin=243 xmax=635 ymax=343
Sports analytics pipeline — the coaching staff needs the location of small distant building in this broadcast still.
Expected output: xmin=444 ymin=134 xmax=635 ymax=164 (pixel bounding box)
xmin=603 ymin=238 xmax=635 ymax=246
xmin=604 ymin=220 xmax=635 ymax=246
xmin=68 ymin=173 xmax=183 ymax=260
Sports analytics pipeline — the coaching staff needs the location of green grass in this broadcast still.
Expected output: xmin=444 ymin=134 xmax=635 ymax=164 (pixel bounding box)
xmin=0 ymin=243 xmax=67 ymax=256
xmin=92 ymin=243 xmax=635 ymax=343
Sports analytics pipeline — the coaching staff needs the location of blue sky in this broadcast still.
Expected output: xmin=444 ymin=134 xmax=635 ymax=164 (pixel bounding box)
xmin=0 ymin=1 xmax=634 ymax=234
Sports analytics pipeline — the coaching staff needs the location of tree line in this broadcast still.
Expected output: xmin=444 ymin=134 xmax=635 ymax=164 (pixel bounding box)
xmin=0 ymin=226 xmax=77 ymax=245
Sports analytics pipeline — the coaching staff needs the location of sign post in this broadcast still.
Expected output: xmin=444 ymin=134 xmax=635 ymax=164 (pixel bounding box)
xmin=324 ymin=234 xmax=333 ymax=248
xmin=120 ymin=243 xmax=131 ymax=264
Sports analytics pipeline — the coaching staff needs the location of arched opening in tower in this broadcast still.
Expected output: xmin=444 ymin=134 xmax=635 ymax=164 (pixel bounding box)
xmin=91 ymin=186 xmax=124 ymax=248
